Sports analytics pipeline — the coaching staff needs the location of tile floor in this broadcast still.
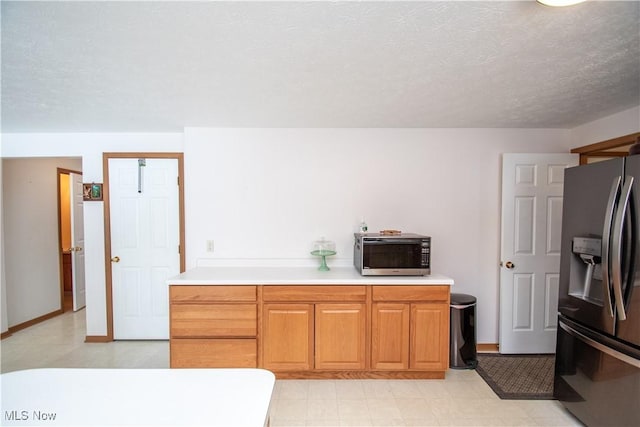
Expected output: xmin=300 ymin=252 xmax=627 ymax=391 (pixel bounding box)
xmin=1 ymin=310 xmax=583 ymax=426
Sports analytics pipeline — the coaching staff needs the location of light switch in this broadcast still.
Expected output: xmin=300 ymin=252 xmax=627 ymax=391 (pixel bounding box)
xmin=206 ymin=240 xmax=215 ymax=252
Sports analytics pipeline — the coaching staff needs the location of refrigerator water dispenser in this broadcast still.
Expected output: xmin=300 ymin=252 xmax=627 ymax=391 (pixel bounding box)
xmin=569 ymin=237 xmax=603 ymax=304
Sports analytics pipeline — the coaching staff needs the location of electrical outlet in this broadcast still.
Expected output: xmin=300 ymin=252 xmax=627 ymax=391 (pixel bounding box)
xmin=206 ymin=240 xmax=215 ymax=252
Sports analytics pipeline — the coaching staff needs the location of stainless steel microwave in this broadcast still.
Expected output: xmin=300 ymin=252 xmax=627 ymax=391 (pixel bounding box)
xmin=353 ymin=233 xmax=431 ymax=276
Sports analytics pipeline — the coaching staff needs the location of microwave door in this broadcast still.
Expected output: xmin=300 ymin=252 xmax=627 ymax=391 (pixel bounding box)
xmin=363 ymin=239 xmax=422 ymax=269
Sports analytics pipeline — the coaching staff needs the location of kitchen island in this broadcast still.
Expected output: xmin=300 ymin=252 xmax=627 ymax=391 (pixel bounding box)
xmin=168 ymin=267 xmax=454 ymax=379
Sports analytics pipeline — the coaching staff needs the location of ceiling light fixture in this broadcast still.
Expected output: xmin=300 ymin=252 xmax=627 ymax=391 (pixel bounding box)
xmin=537 ymin=0 xmax=587 ymax=6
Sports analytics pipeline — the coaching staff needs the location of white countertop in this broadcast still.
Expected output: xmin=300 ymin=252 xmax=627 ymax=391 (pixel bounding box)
xmin=0 ymin=368 xmax=275 ymax=426
xmin=168 ymin=266 xmax=453 ymax=286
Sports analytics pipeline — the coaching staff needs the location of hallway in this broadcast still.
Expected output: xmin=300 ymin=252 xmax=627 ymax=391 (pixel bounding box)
xmin=1 ymin=310 xmax=168 ymax=374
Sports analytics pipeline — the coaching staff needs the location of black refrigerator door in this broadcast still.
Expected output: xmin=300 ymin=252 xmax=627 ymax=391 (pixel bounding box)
xmin=559 ymin=159 xmax=624 ymax=335
xmin=554 ymin=316 xmax=640 ymax=427
xmin=616 ymin=155 xmax=640 ymax=348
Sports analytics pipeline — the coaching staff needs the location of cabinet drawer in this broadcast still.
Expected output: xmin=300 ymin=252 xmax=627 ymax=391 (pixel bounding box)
xmin=170 ymin=339 xmax=257 ymax=368
xmin=263 ymin=285 xmax=366 ymax=302
xmin=170 ymin=285 xmax=256 ymax=302
xmin=171 ymin=304 xmax=257 ymax=337
xmin=372 ymin=285 xmax=449 ymax=302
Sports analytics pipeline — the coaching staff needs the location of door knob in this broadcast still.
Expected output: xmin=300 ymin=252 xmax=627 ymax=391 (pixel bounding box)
xmin=74 ymin=246 xmax=83 ymax=252
xmin=111 ymin=256 xmax=120 ymax=263
xmin=504 ymin=261 xmax=515 ymax=269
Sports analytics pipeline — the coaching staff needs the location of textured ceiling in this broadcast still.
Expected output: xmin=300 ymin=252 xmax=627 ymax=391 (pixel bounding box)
xmin=1 ymin=1 xmax=639 ymax=132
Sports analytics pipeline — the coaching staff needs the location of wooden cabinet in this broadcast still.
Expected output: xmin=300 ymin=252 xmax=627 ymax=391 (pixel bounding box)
xmin=263 ymin=302 xmax=367 ymax=372
xmin=410 ymin=302 xmax=449 ymax=370
xmin=262 ymin=286 xmax=367 ymax=373
xmin=62 ymin=252 xmax=72 ymax=292
xmin=169 ymin=282 xmax=450 ymax=378
xmin=171 ymin=304 xmax=256 ymax=337
xmin=262 ymin=304 xmax=313 ymax=370
xmin=169 ymin=285 xmax=257 ymax=368
xmin=371 ymin=303 xmax=410 ymax=370
xmin=371 ymin=286 xmax=450 ymax=372
xmin=315 ymin=303 xmax=366 ymax=370
xmin=171 ymin=339 xmax=257 ymax=368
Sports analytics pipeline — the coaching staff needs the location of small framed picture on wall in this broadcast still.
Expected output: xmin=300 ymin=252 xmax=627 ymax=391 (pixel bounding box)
xmin=83 ymin=183 xmax=103 ymax=201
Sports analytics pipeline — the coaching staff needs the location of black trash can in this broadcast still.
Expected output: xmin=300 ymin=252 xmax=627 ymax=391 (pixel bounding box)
xmin=450 ymin=293 xmax=477 ymax=369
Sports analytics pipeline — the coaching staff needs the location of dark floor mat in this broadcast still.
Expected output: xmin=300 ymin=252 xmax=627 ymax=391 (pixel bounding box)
xmin=475 ymin=353 xmax=555 ymax=400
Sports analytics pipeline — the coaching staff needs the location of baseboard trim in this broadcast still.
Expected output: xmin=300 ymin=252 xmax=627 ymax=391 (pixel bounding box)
xmin=1 ymin=330 xmax=13 ymax=340
xmin=85 ymin=335 xmax=111 ymax=343
xmin=272 ymin=370 xmax=446 ymax=380
xmin=6 ymin=309 xmax=64 ymax=335
xmin=477 ymin=343 xmax=499 ymax=353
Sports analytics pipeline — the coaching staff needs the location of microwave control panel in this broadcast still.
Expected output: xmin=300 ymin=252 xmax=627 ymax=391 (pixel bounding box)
xmin=421 ymin=241 xmax=430 ymax=268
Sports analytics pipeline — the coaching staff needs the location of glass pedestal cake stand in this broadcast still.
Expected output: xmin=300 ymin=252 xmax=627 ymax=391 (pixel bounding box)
xmin=311 ymin=239 xmax=336 ymax=271
xmin=310 ymin=249 xmax=337 ymax=271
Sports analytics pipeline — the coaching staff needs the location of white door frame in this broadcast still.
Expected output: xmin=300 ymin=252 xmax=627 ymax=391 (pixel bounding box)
xmin=102 ymin=152 xmax=185 ymax=341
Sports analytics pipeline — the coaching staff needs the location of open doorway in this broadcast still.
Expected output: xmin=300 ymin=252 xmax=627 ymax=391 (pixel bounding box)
xmin=57 ymin=168 xmax=86 ymax=312
xmin=2 ymin=157 xmax=83 ymax=334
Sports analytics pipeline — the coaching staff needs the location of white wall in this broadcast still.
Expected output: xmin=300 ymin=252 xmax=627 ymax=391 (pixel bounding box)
xmin=569 ymin=105 xmax=640 ymax=147
xmin=3 ymin=113 xmax=637 ymax=342
xmin=2 ymin=158 xmax=82 ymax=326
xmin=1 ymin=133 xmax=183 ymax=335
xmin=184 ymin=128 xmax=574 ymax=344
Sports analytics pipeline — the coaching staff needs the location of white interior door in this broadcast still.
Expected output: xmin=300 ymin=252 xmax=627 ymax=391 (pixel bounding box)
xmin=109 ymin=158 xmax=180 ymax=339
xmin=500 ymin=153 xmax=578 ymax=353
xmin=70 ymin=172 xmax=86 ymax=311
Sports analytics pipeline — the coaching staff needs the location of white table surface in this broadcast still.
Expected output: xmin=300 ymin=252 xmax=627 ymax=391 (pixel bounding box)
xmin=0 ymin=368 xmax=275 ymax=426
xmin=168 ymin=266 xmax=454 ymax=286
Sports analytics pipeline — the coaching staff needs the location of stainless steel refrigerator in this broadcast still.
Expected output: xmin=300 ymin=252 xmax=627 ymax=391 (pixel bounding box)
xmin=554 ymin=155 xmax=640 ymax=426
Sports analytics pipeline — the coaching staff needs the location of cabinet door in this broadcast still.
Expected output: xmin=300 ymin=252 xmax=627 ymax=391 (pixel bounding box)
xmin=262 ymin=304 xmax=314 ymax=370
xmin=410 ymin=302 xmax=449 ymax=370
xmin=315 ymin=303 xmax=366 ymax=370
xmin=371 ymin=303 xmax=410 ymax=370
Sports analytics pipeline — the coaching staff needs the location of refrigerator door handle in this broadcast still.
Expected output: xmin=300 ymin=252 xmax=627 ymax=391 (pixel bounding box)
xmin=602 ymin=176 xmax=621 ymax=318
xmin=611 ymin=176 xmax=634 ymax=322
xmin=559 ymin=320 xmax=640 ymax=368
